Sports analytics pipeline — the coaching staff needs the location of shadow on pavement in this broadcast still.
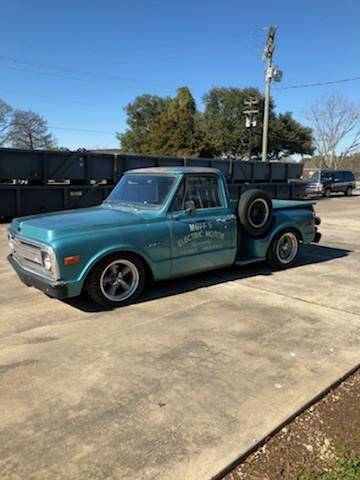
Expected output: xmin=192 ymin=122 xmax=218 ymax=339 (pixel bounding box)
xmin=63 ymin=244 xmax=351 ymax=313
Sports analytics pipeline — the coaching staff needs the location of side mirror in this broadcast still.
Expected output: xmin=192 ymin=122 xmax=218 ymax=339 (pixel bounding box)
xmin=184 ymin=200 xmax=196 ymax=215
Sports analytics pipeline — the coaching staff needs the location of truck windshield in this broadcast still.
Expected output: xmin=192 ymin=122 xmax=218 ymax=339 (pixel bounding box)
xmin=106 ymin=174 xmax=177 ymax=207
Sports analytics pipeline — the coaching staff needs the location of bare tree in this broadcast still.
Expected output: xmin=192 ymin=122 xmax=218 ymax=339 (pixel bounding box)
xmin=0 ymin=99 xmax=13 ymax=145
xmin=8 ymin=110 xmax=56 ymax=150
xmin=306 ymin=94 xmax=360 ymax=169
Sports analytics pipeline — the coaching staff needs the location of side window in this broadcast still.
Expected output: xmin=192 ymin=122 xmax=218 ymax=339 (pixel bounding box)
xmin=171 ymin=175 xmax=223 ymax=211
xmin=334 ymin=172 xmax=342 ymax=181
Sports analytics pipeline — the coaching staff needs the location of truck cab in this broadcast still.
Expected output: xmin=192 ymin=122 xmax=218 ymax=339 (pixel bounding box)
xmin=8 ymin=167 xmax=320 ymax=308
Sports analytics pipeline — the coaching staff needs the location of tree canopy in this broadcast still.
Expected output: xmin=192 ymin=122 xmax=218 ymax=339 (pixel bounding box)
xmin=8 ymin=110 xmax=57 ymax=150
xmin=118 ymin=86 xmax=314 ymax=159
xmin=0 ymin=99 xmax=57 ymax=150
xmin=117 ymin=94 xmax=171 ymax=154
xmin=118 ymin=88 xmax=201 ymax=157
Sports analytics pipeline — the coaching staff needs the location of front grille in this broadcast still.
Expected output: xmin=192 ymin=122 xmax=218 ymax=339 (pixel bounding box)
xmin=14 ymin=238 xmax=42 ymax=265
xmin=306 ymin=185 xmax=321 ymax=192
xmin=11 ymin=236 xmax=54 ymax=279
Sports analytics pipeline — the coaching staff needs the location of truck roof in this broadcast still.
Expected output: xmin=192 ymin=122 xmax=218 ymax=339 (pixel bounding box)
xmin=126 ymin=166 xmax=222 ymax=175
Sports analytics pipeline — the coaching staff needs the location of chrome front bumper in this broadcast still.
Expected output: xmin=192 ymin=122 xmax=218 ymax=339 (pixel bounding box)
xmin=8 ymin=254 xmax=68 ymax=298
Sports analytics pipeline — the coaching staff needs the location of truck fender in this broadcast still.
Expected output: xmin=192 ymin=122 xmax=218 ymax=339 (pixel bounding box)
xmin=268 ymin=223 xmax=304 ymax=244
xmin=78 ymin=245 xmax=154 ymax=285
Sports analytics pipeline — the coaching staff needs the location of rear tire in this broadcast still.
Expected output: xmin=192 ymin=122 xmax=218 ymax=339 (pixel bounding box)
xmin=85 ymin=253 xmax=146 ymax=308
xmin=238 ymin=189 xmax=273 ymax=237
xmin=266 ymin=230 xmax=300 ymax=270
xmin=345 ymin=186 xmax=352 ymax=196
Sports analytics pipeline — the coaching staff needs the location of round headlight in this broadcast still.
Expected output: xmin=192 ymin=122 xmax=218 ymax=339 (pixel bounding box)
xmin=42 ymin=252 xmax=53 ymax=271
xmin=7 ymin=232 xmax=15 ymax=252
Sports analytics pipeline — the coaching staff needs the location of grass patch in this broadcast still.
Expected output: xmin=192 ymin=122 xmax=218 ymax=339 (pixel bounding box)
xmin=298 ymin=455 xmax=360 ymax=480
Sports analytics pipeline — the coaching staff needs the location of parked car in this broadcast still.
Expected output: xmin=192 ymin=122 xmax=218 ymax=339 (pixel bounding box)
xmin=8 ymin=167 xmax=321 ymax=308
xmin=306 ymin=169 xmax=356 ymax=197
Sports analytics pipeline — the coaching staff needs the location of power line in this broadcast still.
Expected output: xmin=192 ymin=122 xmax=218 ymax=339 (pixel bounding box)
xmin=276 ymin=76 xmax=360 ymax=90
xmin=0 ymin=85 xmax=119 ymax=112
xmin=0 ymin=56 xmax=175 ymax=92
xmin=11 ymin=122 xmax=115 ymax=135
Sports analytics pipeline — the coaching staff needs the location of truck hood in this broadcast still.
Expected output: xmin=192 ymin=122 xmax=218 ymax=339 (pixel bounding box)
xmin=11 ymin=205 xmax=147 ymax=243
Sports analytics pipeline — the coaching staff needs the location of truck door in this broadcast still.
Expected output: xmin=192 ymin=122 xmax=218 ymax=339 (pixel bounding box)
xmin=167 ymin=174 xmax=237 ymax=277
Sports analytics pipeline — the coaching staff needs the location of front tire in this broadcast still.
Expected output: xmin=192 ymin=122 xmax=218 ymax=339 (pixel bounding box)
xmin=345 ymin=186 xmax=352 ymax=196
xmin=324 ymin=188 xmax=331 ymax=198
xmin=85 ymin=254 xmax=146 ymax=308
xmin=266 ymin=230 xmax=300 ymax=270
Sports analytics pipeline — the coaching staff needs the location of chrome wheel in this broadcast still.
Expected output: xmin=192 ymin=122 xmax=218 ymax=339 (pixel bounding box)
xmin=100 ymin=259 xmax=139 ymax=302
xmin=275 ymin=232 xmax=299 ymax=264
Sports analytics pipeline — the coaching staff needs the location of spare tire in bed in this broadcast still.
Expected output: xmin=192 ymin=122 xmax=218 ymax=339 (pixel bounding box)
xmin=238 ymin=189 xmax=273 ymax=237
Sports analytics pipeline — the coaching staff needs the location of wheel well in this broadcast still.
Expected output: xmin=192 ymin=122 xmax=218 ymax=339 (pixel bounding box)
xmin=84 ymin=250 xmax=153 ymax=286
xmin=271 ymin=227 xmax=303 ymax=245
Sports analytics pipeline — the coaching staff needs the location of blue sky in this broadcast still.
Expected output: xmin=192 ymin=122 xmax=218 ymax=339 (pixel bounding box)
xmin=1 ymin=0 xmax=359 ymax=149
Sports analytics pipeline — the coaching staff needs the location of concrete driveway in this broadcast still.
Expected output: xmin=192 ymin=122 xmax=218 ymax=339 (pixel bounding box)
xmin=0 ymin=196 xmax=359 ymax=480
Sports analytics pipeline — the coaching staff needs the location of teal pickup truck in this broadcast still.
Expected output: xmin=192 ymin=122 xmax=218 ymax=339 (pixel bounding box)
xmin=8 ymin=167 xmax=321 ymax=307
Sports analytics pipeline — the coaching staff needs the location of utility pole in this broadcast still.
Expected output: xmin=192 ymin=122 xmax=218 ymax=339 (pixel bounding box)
xmin=243 ymin=98 xmax=259 ymax=160
xmin=261 ymin=26 xmax=282 ymax=161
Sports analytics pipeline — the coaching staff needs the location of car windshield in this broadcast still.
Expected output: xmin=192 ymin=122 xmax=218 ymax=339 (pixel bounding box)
xmin=309 ymin=171 xmax=333 ymax=182
xmin=106 ymin=174 xmax=177 ymax=208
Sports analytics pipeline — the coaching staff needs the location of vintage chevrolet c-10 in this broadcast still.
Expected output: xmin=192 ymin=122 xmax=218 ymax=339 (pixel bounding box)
xmin=8 ymin=167 xmax=321 ymax=307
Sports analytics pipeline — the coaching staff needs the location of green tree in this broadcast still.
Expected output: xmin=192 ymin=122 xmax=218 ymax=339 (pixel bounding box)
xmin=8 ymin=110 xmax=56 ymax=150
xmin=118 ymin=86 xmax=313 ymax=160
xmin=200 ymin=87 xmax=264 ymax=158
xmin=117 ymin=94 xmax=171 ymax=153
xmin=268 ymin=112 xmax=314 ymax=160
xmin=201 ymin=87 xmax=313 ymax=159
xmin=145 ymin=87 xmax=201 ymax=156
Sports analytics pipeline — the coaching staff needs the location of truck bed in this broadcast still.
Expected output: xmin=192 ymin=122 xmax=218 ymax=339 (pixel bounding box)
xmin=229 ymin=198 xmax=315 ymax=213
xmin=272 ymin=199 xmax=316 ymax=210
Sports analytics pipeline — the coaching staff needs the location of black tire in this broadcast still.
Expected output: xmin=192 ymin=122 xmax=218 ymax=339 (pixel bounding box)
xmin=266 ymin=230 xmax=300 ymax=270
xmin=238 ymin=189 xmax=273 ymax=237
xmin=345 ymin=186 xmax=352 ymax=196
xmin=324 ymin=188 xmax=331 ymax=198
xmin=85 ymin=253 xmax=146 ymax=308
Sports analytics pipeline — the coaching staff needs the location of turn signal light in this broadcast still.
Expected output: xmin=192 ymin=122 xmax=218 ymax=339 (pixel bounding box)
xmin=64 ymin=255 xmax=80 ymax=265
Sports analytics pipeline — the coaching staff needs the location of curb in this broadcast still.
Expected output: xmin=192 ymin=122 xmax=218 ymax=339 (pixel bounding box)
xmin=212 ymin=362 xmax=360 ymax=480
